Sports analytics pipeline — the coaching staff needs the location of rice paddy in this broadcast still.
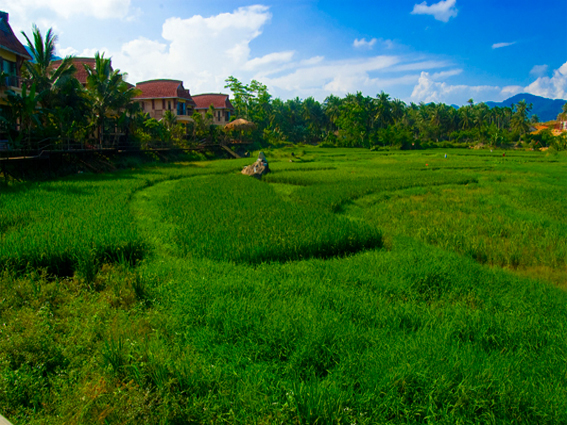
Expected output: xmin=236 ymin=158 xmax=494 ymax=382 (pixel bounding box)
xmin=1 ymin=148 xmax=567 ymax=424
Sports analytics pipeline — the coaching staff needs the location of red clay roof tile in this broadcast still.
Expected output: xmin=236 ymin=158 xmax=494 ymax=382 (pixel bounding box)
xmin=192 ymin=93 xmax=234 ymax=110
xmin=51 ymin=57 xmax=97 ymax=85
xmin=134 ymin=79 xmax=195 ymax=105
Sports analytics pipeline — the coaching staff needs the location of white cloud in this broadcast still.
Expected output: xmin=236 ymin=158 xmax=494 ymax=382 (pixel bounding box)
xmin=56 ymin=45 xmax=78 ymax=57
xmin=109 ymin=5 xmax=272 ymax=92
xmin=410 ymin=62 xmax=567 ymax=105
xmin=390 ymin=59 xmax=452 ymax=72
xmin=411 ymin=0 xmax=458 ymax=22
xmin=410 ymin=71 xmax=508 ymax=104
xmin=243 ymin=51 xmax=295 ymax=71
xmin=96 ymin=5 xmax=459 ymax=101
xmin=431 ymin=69 xmax=462 ymax=79
xmin=259 ymin=56 xmax=427 ymax=99
xmin=525 ymin=61 xmax=567 ymax=99
xmin=353 ymin=38 xmax=377 ymax=49
xmin=501 ymin=85 xmax=523 ymax=96
xmin=300 ymin=56 xmax=324 ymax=67
xmin=492 ymin=42 xmax=516 ymax=49
xmin=0 ymin=0 xmax=133 ymax=20
xmin=109 ymin=5 xmax=438 ymax=99
xmin=530 ymin=64 xmax=549 ymax=78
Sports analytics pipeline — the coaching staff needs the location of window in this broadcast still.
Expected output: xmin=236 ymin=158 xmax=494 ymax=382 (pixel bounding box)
xmin=168 ymin=101 xmax=171 ymax=110
xmin=162 ymin=99 xmax=166 ymax=110
xmin=152 ymin=99 xmax=155 ymax=109
xmin=1 ymin=58 xmax=16 ymax=76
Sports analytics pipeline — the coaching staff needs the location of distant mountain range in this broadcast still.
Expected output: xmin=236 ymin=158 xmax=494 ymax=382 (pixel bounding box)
xmin=485 ymin=93 xmax=566 ymax=122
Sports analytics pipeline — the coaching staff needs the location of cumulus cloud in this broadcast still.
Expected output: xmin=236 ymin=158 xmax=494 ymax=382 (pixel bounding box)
xmin=492 ymin=41 xmax=516 ymax=49
xmin=411 ymin=0 xmax=458 ymax=22
xmin=105 ymin=6 xmax=448 ymax=99
xmin=410 ymin=62 xmax=567 ymax=105
xmin=56 ymin=43 xmax=113 ymax=59
xmin=501 ymin=85 xmax=523 ymax=96
xmin=256 ymin=55 xmax=447 ymax=101
xmin=0 ymin=0 xmax=133 ymax=20
xmin=243 ymin=51 xmax=296 ymax=71
xmin=525 ymin=61 xmax=567 ymax=99
xmin=353 ymin=38 xmax=377 ymax=49
xmin=529 ymin=64 xmax=549 ymax=78
xmin=410 ymin=71 xmax=518 ymax=105
xmin=56 ymin=45 xmax=78 ymax=57
xmin=262 ymin=55 xmax=400 ymax=96
xmin=109 ymin=5 xmax=272 ymax=91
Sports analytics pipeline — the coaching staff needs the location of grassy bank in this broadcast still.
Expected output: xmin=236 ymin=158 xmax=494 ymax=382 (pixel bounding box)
xmin=1 ymin=148 xmax=566 ymax=424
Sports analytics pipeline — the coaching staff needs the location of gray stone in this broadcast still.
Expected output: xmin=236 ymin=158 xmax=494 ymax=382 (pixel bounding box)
xmin=241 ymin=159 xmax=270 ymax=179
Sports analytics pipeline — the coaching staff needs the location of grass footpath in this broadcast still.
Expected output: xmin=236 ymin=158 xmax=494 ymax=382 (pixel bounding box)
xmin=1 ymin=148 xmax=567 ymax=424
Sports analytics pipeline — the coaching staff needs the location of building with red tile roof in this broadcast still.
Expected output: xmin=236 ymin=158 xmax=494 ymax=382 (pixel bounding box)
xmin=192 ymin=93 xmax=234 ymax=126
xmin=0 ymin=11 xmax=31 ymax=102
xmin=52 ymin=57 xmax=135 ymax=90
xmin=51 ymin=57 xmax=97 ymax=86
xmin=134 ymin=79 xmax=196 ymax=123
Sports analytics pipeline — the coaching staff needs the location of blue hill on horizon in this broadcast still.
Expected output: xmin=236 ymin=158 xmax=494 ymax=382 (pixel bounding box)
xmin=485 ymin=93 xmax=566 ymax=122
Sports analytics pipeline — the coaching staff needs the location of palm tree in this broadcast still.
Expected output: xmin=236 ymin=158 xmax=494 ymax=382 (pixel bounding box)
xmin=374 ymin=91 xmax=392 ymax=129
xmin=390 ymin=99 xmax=406 ymax=125
xmin=84 ymin=52 xmax=139 ymax=147
xmin=459 ymin=105 xmax=473 ymax=130
xmin=302 ymin=97 xmax=325 ymax=142
xmin=511 ymin=100 xmax=531 ymax=136
xmin=21 ymin=25 xmax=76 ymax=108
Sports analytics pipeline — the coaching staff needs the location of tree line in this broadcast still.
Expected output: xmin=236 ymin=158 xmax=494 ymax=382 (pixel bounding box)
xmin=225 ymin=77 xmax=567 ymax=151
xmin=1 ymin=25 xmax=566 ymax=153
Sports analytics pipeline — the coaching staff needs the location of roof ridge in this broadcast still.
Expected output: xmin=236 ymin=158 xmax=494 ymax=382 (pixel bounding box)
xmin=136 ymin=79 xmax=182 ymax=85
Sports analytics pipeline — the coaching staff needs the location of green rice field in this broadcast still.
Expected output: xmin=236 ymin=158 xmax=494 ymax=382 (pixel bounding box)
xmin=1 ymin=148 xmax=567 ymax=424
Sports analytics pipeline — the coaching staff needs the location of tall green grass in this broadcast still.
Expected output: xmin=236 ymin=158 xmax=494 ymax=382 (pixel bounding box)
xmin=0 ymin=178 xmax=146 ymax=279
xmin=0 ymin=163 xmax=244 ymax=280
xmin=162 ymin=174 xmax=382 ymax=263
xmin=1 ymin=148 xmax=567 ymax=424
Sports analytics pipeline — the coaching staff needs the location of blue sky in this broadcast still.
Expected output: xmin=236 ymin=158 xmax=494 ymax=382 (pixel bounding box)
xmin=1 ymin=0 xmax=566 ymax=105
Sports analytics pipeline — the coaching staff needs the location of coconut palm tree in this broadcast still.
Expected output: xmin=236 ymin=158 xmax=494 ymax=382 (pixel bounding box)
xmin=84 ymin=52 xmax=139 ymax=147
xmin=511 ymin=100 xmax=531 ymax=136
xmin=21 ymin=25 xmax=76 ymax=108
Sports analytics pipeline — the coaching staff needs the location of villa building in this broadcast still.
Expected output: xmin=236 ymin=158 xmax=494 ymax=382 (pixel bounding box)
xmin=192 ymin=93 xmax=234 ymax=126
xmin=51 ymin=57 xmax=135 ymax=91
xmin=0 ymin=11 xmax=31 ymax=102
xmin=133 ymin=79 xmax=196 ymax=123
xmin=51 ymin=57 xmax=97 ymax=87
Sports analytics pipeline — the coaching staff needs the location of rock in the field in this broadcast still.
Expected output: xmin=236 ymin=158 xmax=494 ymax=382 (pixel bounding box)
xmin=241 ymin=152 xmax=270 ymax=178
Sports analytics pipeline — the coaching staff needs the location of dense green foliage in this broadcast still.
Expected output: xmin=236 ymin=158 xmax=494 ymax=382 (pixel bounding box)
xmin=2 ymin=22 xmax=566 ymax=153
xmin=225 ymin=78 xmax=567 ymax=150
xmin=1 ymin=149 xmax=567 ymax=424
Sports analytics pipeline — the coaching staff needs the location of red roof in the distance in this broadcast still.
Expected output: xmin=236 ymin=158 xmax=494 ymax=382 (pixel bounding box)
xmin=134 ymin=79 xmax=195 ymax=105
xmin=51 ymin=57 xmax=96 ymax=85
xmin=0 ymin=12 xmax=32 ymax=60
xmin=192 ymin=93 xmax=234 ymax=110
